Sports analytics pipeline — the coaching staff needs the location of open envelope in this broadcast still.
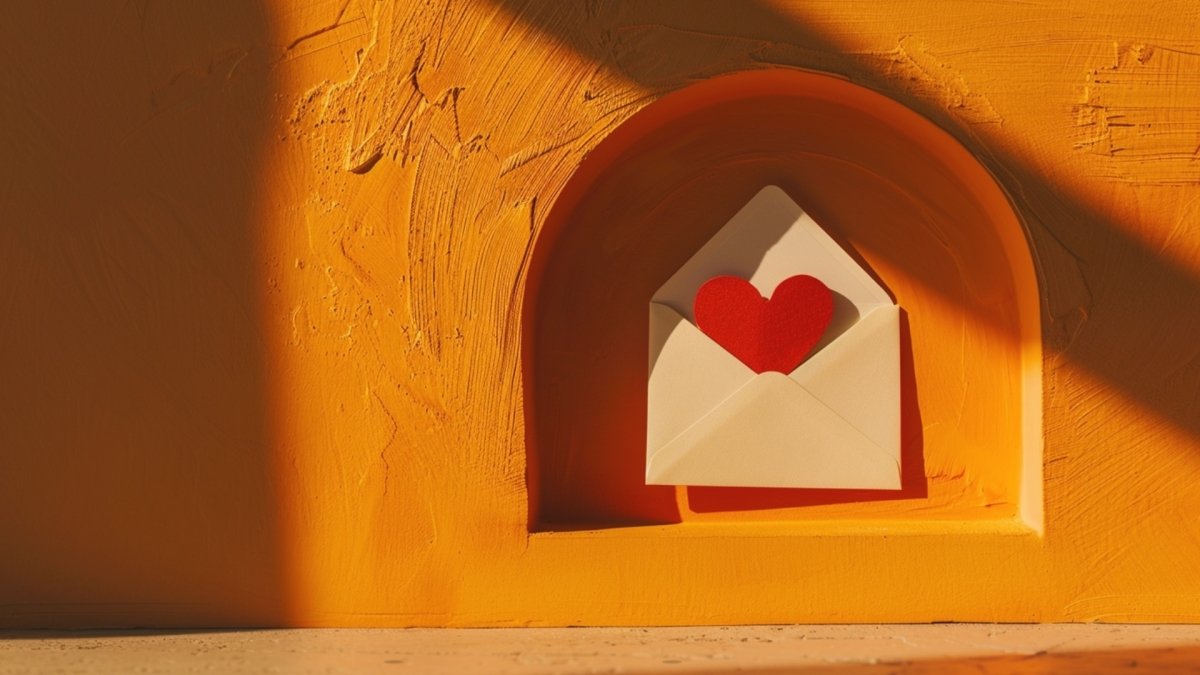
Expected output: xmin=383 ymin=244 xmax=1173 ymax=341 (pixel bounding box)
xmin=646 ymin=186 xmax=902 ymax=489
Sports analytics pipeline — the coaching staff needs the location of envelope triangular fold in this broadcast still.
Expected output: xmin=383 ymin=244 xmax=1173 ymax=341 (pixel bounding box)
xmin=646 ymin=372 xmax=900 ymax=489
xmin=647 ymin=303 xmax=756 ymax=452
xmin=789 ymin=304 xmax=900 ymax=460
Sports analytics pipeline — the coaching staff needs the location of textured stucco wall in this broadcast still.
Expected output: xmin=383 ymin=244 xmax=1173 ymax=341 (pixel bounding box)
xmin=2 ymin=0 xmax=1200 ymax=626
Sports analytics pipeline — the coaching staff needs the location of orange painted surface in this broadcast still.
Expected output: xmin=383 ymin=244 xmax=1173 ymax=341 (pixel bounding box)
xmin=2 ymin=0 xmax=1200 ymax=627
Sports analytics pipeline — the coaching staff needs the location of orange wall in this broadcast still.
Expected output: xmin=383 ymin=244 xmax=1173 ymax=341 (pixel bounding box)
xmin=3 ymin=0 xmax=1200 ymax=626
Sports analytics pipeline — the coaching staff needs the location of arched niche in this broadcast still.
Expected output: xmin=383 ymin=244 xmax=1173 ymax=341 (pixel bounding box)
xmin=522 ymin=69 xmax=1042 ymax=532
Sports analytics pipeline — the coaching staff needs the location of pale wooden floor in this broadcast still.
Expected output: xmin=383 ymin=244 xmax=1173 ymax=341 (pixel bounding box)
xmin=3 ymin=625 xmax=1200 ymax=674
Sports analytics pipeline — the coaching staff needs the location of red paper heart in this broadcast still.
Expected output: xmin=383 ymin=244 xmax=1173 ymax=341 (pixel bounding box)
xmin=693 ymin=275 xmax=834 ymax=374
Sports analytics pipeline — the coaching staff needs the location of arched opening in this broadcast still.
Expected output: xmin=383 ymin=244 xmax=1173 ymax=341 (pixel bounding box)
xmin=522 ymin=69 xmax=1042 ymax=531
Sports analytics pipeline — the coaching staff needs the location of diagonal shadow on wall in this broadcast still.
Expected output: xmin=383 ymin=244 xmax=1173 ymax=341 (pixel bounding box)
xmin=497 ymin=0 xmax=1200 ymax=515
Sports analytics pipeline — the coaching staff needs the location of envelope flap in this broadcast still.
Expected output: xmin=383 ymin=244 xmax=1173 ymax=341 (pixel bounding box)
xmin=647 ymin=372 xmax=901 ymax=489
xmin=651 ymin=186 xmax=893 ymax=323
xmin=648 ymin=303 xmax=756 ymax=453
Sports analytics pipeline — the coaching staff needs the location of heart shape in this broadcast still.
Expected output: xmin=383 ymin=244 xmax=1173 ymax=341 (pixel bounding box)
xmin=693 ymin=274 xmax=834 ymax=374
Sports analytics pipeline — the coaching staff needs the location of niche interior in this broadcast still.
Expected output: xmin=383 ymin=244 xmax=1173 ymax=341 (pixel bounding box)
xmin=521 ymin=69 xmax=1042 ymax=533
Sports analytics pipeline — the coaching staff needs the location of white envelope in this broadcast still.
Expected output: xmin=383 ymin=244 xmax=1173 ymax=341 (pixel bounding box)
xmin=646 ymin=185 xmax=902 ymax=489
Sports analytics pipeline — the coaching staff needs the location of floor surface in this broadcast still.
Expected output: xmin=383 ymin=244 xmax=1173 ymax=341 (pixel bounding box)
xmin=3 ymin=625 xmax=1200 ymax=674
